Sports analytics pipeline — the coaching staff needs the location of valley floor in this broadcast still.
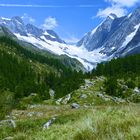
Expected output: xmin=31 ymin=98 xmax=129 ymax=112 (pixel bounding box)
xmin=0 ymin=104 xmax=140 ymax=140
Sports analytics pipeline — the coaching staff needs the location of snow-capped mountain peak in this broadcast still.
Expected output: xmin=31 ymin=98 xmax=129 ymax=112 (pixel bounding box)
xmin=78 ymin=7 xmax=140 ymax=59
xmin=1 ymin=7 xmax=140 ymax=71
xmin=77 ymin=13 xmax=116 ymax=51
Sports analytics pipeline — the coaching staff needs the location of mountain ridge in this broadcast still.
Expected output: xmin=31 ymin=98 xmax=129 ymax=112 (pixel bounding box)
xmin=78 ymin=7 xmax=140 ymax=59
xmin=0 ymin=7 xmax=140 ymax=71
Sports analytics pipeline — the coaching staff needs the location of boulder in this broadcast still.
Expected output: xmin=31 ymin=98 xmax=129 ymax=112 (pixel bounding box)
xmin=43 ymin=117 xmax=56 ymax=130
xmin=134 ymin=87 xmax=140 ymax=93
xmin=49 ymin=89 xmax=55 ymax=98
xmin=0 ymin=119 xmax=16 ymax=128
xmin=121 ymin=85 xmax=128 ymax=91
xmin=71 ymin=103 xmax=80 ymax=109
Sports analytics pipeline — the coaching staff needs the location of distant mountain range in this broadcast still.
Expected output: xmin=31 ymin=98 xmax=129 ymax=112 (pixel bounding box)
xmin=0 ymin=7 xmax=140 ymax=71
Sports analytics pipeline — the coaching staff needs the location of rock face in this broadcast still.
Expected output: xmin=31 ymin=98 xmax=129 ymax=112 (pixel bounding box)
xmin=77 ymin=14 xmax=117 ymax=51
xmin=0 ymin=26 xmax=16 ymax=38
xmin=77 ymin=7 xmax=140 ymax=58
xmin=0 ymin=16 xmax=65 ymax=43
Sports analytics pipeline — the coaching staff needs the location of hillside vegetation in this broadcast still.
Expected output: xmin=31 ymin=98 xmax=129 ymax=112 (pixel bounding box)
xmin=0 ymin=36 xmax=84 ymax=119
xmin=0 ymin=37 xmax=140 ymax=140
xmin=91 ymin=54 xmax=140 ymax=99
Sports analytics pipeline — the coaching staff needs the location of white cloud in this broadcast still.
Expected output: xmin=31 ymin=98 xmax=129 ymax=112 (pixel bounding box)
xmin=105 ymin=0 xmax=139 ymax=7
xmin=22 ymin=13 xmax=35 ymax=23
xmin=96 ymin=0 xmax=139 ymax=18
xmin=42 ymin=17 xmax=58 ymax=30
xmin=0 ymin=4 xmax=102 ymax=8
xmin=96 ymin=5 xmax=127 ymax=18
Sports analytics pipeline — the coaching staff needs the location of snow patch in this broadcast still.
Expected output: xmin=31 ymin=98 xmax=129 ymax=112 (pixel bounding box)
xmin=14 ymin=33 xmax=108 ymax=71
xmin=0 ymin=17 xmax=11 ymax=21
xmin=121 ymin=23 xmax=140 ymax=49
xmin=43 ymin=31 xmax=56 ymax=39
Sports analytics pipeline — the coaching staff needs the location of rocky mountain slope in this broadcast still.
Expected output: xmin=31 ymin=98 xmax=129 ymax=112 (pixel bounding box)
xmin=77 ymin=7 xmax=140 ymax=59
xmin=1 ymin=7 xmax=140 ymax=71
xmin=0 ymin=16 xmax=97 ymax=70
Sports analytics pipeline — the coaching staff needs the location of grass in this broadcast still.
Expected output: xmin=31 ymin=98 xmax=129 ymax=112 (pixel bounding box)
xmin=1 ymin=77 xmax=140 ymax=140
xmin=0 ymin=104 xmax=140 ymax=140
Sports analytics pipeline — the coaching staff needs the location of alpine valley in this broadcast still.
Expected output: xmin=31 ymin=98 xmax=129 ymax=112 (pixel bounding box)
xmin=1 ymin=7 xmax=140 ymax=71
xmin=0 ymin=6 xmax=140 ymax=140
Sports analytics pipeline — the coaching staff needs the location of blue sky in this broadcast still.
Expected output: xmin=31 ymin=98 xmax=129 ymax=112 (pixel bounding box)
xmin=0 ymin=0 xmax=139 ymax=43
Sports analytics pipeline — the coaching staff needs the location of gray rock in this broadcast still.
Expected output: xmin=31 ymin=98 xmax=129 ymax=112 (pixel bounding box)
xmin=134 ymin=87 xmax=140 ymax=93
xmin=122 ymin=85 xmax=128 ymax=91
xmin=71 ymin=103 xmax=80 ymax=109
xmin=62 ymin=94 xmax=71 ymax=104
xmin=3 ymin=136 xmax=14 ymax=140
xmin=30 ymin=93 xmax=38 ymax=96
xmin=0 ymin=119 xmax=16 ymax=128
xmin=111 ymin=97 xmax=125 ymax=103
xmin=55 ymin=98 xmax=62 ymax=105
xmin=43 ymin=117 xmax=56 ymax=130
xmin=80 ymin=94 xmax=88 ymax=99
xmin=27 ymin=112 xmax=43 ymax=117
xmin=49 ymin=89 xmax=55 ymax=98
xmin=97 ymin=93 xmax=105 ymax=98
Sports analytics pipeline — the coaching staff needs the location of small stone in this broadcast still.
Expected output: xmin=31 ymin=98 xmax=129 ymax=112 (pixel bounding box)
xmin=43 ymin=117 xmax=56 ymax=130
xmin=71 ymin=103 xmax=80 ymax=109
xmin=30 ymin=93 xmax=37 ymax=96
xmin=49 ymin=89 xmax=55 ymax=98
xmin=134 ymin=87 xmax=140 ymax=93
xmin=56 ymin=98 xmax=62 ymax=105
xmin=80 ymin=94 xmax=87 ymax=99
xmin=3 ymin=136 xmax=14 ymax=140
xmin=97 ymin=93 xmax=104 ymax=98
xmin=122 ymin=85 xmax=128 ymax=91
xmin=62 ymin=94 xmax=71 ymax=104
xmin=83 ymin=104 xmax=89 ymax=108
